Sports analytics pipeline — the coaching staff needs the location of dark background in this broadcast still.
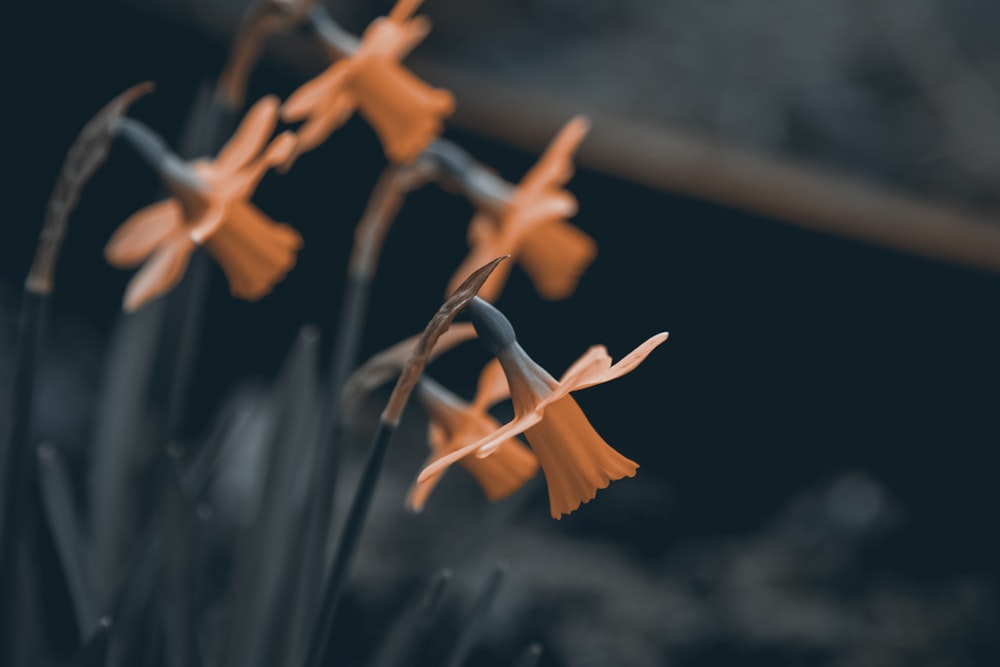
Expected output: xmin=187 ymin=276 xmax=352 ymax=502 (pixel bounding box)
xmin=4 ymin=1 xmax=1000 ymax=665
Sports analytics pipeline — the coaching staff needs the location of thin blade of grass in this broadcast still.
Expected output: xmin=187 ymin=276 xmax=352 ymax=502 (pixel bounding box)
xmin=89 ymin=302 xmax=167 ymax=609
xmin=221 ymin=326 xmax=321 ymax=667
xmin=369 ymin=569 xmax=452 ymax=667
xmin=160 ymin=450 xmax=205 ymax=667
xmin=443 ymin=562 xmax=509 ymax=667
xmin=513 ymin=643 xmax=544 ymax=667
xmin=74 ymin=617 xmax=114 ymax=667
xmin=157 ymin=81 xmax=239 ymax=449
xmin=36 ymin=442 xmax=99 ymax=638
xmin=0 ymin=292 xmax=45 ymax=657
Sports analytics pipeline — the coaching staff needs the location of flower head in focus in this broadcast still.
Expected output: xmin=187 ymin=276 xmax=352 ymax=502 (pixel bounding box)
xmin=280 ymin=0 xmax=454 ymax=164
xmin=105 ymin=96 xmax=302 ymax=311
xmin=447 ymin=116 xmax=597 ymax=303
xmin=408 ymin=359 xmax=539 ymax=512
xmin=418 ymin=298 xmax=667 ymax=519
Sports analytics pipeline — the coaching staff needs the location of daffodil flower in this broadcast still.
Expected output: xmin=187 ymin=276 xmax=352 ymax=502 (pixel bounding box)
xmin=408 ymin=359 xmax=539 ymax=512
xmin=105 ymin=96 xmax=302 ymax=311
xmin=418 ymin=298 xmax=667 ymax=519
xmin=446 ymin=117 xmax=597 ymax=303
xmin=281 ymin=0 xmax=454 ymax=164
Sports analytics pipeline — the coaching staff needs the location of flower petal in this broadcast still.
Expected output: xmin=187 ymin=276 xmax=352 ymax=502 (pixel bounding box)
xmin=520 ymin=115 xmax=589 ymax=194
xmin=285 ymin=92 xmax=357 ymax=163
xmin=354 ymin=60 xmax=454 ymax=163
xmin=387 ymin=0 xmax=424 ymax=22
xmin=471 ymin=358 xmax=510 ymax=412
xmin=281 ymin=60 xmax=353 ymax=122
xmin=203 ymin=203 xmax=302 ymax=300
xmin=523 ymin=395 xmax=637 ymax=519
xmin=417 ymin=411 xmax=542 ymax=483
xmin=105 ymin=199 xmax=183 ymax=268
xmin=364 ymin=11 xmax=431 ymax=60
xmin=214 ymin=95 xmax=280 ymax=174
xmin=460 ymin=437 xmax=538 ymax=502
xmin=517 ymin=219 xmax=597 ymax=300
xmin=570 ymin=332 xmax=669 ymax=392
xmin=405 ymin=423 xmax=448 ymax=512
xmin=122 ymin=233 xmax=196 ymax=312
xmin=557 ymin=345 xmax=612 ymax=389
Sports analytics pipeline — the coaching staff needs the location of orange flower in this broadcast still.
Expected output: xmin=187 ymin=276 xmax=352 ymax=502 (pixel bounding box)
xmin=446 ymin=116 xmax=597 ymax=303
xmin=418 ymin=298 xmax=667 ymax=519
xmin=105 ymin=96 xmax=302 ymax=311
xmin=280 ymin=0 xmax=454 ymax=164
xmin=407 ymin=359 xmax=539 ymax=512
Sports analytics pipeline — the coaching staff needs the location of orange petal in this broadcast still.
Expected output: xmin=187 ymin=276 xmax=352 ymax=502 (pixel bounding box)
xmin=459 ymin=437 xmax=538 ymax=502
xmin=105 ymin=199 xmax=183 ymax=268
xmin=520 ymin=116 xmax=590 ymax=194
xmin=214 ymin=95 xmax=280 ymax=174
xmin=364 ymin=14 xmax=431 ymax=60
xmin=517 ymin=219 xmax=597 ymax=300
xmin=471 ymin=358 xmax=510 ymax=412
xmin=353 ymin=61 xmax=454 ymax=163
xmin=523 ymin=395 xmax=637 ymax=519
xmin=405 ymin=424 xmax=448 ymax=512
xmin=188 ymin=204 xmax=227 ymax=245
xmin=203 ymin=203 xmax=302 ymax=300
xmin=417 ymin=411 xmax=543 ymax=483
xmin=557 ymin=345 xmax=612 ymax=390
xmin=224 ymin=131 xmax=299 ymax=200
xmin=281 ymin=60 xmax=353 ymax=122
xmin=388 ymin=0 xmax=424 ymax=22
xmin=286 ymin=93 xmax=357 ymax=160
xmin=569 ymin=332 xmax=669 ymax=392
xmin=512 ymin=190 xmax=578 ymax=225
xmin=122 ymin=233 xmax=196 ymax=312
xmin=391 ymin=15 xmax=431 ymax=59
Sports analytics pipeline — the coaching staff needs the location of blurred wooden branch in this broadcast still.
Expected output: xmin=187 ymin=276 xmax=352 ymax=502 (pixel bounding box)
xmin=419 ymin=62 xmax=1000 ymax=273
xmin=125 ymin=0 xmax=1000 ymax=273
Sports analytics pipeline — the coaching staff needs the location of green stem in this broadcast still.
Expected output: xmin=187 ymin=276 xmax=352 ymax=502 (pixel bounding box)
xmin=303 ymin=420 xmax=396 ymax=667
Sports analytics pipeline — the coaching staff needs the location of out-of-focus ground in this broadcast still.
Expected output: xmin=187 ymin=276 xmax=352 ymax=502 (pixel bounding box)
xmin=5 ymin=1 xmax=1000 ymax=665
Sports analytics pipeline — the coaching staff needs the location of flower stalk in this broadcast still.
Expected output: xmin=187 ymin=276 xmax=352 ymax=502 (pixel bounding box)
xmin=302 ymin=256 xmax=507 ymax=667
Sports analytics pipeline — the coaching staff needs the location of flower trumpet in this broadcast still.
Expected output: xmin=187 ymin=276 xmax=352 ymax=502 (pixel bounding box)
xmin=408 ymin=359 xmax=539 ymax=512
xmin=418 ymin=298 xmax=667 ymax=519
xmin=105 ymin=95 xmax=302 ymax=311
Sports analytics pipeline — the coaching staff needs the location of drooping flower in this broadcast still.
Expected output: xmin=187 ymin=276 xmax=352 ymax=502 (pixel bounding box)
xmin=280 ymin=0 xmax=454 ymax=164
xmin=105 ymin=95 xmax=302 ymax=311
xmin=408 ymin=359 xmax=539 ymax=512
xmin=418 ymin=298 xmax=667 ymax=519
xmin=446 ymin=116 xmax=597 ymax=303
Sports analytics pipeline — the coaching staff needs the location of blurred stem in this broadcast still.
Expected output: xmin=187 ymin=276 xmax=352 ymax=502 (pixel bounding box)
xmin=303 ymin=421 xmax=395 ymax=667
xmin=37 ymin=442 xmax=99 ymax=638
xmin=297 ymin=161 xmax=436 ymax=628
xmin=513 ymin=643 xmax=544 ymax=667
xmin=307 ymin=4 xmax=360 ymax=58
xmin=0 ymin=290 xmax=46 ymax=663
xmin=158 ymin=82 xmax=239 ymax=447
xmin=443 ymin=563 xmax=508 ymax=667
xmin=370 ymin=569 xmax=452 ymax=667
